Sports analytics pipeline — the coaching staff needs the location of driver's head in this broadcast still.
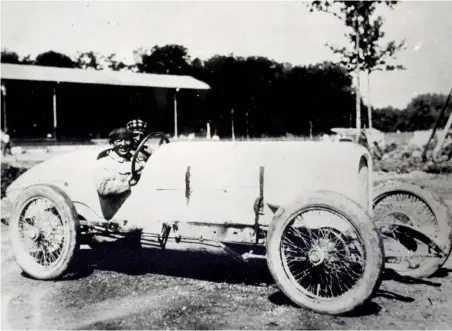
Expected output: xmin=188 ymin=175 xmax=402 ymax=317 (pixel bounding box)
xmin=126 ymin=119 xmax=148 ymax=149
xmin=109 ymin=127 xmax=133 ymax=158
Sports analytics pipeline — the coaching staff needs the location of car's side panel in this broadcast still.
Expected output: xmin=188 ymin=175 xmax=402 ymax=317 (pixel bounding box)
xmin=115 ymin=141 xmax=372 ymax=230
xmin=6 ymin=141 xmax=372 ymax=232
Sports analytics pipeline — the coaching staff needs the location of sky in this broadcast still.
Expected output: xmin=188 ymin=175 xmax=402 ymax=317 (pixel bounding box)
xmin=1 ymin=0 xmax=451 ymax=109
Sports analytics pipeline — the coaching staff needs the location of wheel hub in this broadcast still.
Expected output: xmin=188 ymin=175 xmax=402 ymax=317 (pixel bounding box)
xmin=308 ymin=248 xmax=325 ymax=266
xmin=25 ymin=227 xmax=40 ymax=240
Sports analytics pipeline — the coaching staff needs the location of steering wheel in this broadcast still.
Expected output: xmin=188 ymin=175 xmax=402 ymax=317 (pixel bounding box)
xmin=129 ymin=132 xmax=170 ymax=186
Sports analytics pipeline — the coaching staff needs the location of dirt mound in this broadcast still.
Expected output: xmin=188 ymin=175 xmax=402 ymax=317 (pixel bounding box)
xmin=374 ymin=139 xmax=452 ymax=174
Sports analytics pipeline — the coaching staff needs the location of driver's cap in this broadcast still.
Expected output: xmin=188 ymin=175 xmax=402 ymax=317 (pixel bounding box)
xmin=126 ymin=119 xmax=148 ymax=134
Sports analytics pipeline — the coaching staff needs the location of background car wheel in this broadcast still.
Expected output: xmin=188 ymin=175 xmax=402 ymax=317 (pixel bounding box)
xmin=373 ymin=181 xmax=452 ymax=278
xmin=9 ymin=184 xmax=80 ymax=280
xmin=266 ymin=190 xmax=383 ymax=315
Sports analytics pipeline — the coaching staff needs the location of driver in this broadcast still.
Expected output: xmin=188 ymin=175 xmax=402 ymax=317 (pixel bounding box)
xmin=126 ymin=118 xmax=151 ymax=162
xmin=95 ymin=127 xmax=142 ymax=234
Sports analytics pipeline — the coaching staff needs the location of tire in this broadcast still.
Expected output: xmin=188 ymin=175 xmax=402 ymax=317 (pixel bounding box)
xmin=9 ymin=184 xmax=80 ymax=280
xmin=373 ymin=181 xmax=452 ymax=278
xmin=266 ymin=190 xmax=383 ymax=315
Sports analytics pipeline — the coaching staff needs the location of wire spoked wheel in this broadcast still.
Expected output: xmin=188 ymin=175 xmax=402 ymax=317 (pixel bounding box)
xmin=18 ymin=197 xmax=66 ymax=268
xmin=373 ymin=181 xmax=452 ymax=278
xmin=267 ymin=191 xmax=383 ymax=315
xmin=281 ymin=210 xmax=365 ymax=300
xmin=9 ymin=185 xmax=80 ymax=280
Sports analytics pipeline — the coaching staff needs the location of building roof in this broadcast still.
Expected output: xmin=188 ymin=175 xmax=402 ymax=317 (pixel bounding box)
xmin=0 ymin=63 xmax=210 ymax=90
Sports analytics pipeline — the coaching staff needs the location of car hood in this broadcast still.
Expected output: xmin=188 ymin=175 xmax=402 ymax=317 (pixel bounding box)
xmin=6 ymin=148 xmax=104 ymax=196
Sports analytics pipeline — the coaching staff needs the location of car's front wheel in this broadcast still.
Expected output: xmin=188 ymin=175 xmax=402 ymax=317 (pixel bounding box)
xmin=9 ymin=184 xmax=80 ymax=280
xmin=266 ymin=191 xmax=383 ymax=315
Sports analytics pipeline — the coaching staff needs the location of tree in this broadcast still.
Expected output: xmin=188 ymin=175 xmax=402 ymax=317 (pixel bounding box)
xmin=34 ymin=51 xmax=76 ymax=68
xmin=21 ymin=55 xmax=34 ymax=65
xmin=75 ymin=51 xmax=104 ymax=70
xmin=134 ymin=45 xmax=191 ymax=75
xmin=1 ymin=49 xmax=20 ymax=64
xmin=135 ymin=45 xmax=190 ymax=75
xmin=372 ymin=106 xmax=401 ymax=132
xmin=1 ymin=49 xmax=35 ymax=65
xmin=309 ymin=1 xmax=405 ymax=135
xmin=105 ymin=54 xmax=130 ymax=71
xmin=404 ymin=93 xmax=452 ymax=131
xmin=372 ymin=93 xmax=452 ymax=132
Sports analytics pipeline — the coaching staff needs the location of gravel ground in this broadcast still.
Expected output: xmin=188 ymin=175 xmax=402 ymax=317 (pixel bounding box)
xmin=2 ymin=172 xmax=452 ymax=330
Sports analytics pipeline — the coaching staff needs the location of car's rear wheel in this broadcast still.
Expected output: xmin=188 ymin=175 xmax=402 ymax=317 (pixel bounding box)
xmin=266 ymin=191 xmax=383 ymax=315
xmin=9 ymin=184 xmax=80 ymax=280
xmin=373 ymin=181 xmax=452 ymax=278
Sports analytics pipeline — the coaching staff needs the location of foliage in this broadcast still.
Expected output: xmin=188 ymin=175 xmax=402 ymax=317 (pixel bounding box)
xmin=75 ymin=51 xmax=104 ymax=70
xmin=1 ymin=49 xmax=20 ymax=64
xmin=34 ymin=51 xmax=77 ymax=68
xmin=134 ymin=45 xmax=191 ymax=75
xmin=309 ymin=1 xmax=405 ymax=74
xmin=373 ymin=93 xmax=452 ymax=132
xmin=1 ymin=44 xmax=449 ymax=138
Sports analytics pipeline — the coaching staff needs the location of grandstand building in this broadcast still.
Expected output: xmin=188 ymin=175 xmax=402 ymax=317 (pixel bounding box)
xmin=0 ymin=64 xmax=210 ymax=143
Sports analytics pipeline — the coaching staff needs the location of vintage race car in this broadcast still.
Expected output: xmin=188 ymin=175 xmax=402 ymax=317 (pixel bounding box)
xmin=4 ymin=133 xmax=452 ymax=315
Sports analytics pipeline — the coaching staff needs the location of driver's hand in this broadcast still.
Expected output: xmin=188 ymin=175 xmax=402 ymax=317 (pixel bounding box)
xmin=127 ymin=173 xmax=138 ymax=187
xmin=126 ymin=173 xmax=134 ymax=183
xmin=136 ymin=165 xmax=144 ymax=175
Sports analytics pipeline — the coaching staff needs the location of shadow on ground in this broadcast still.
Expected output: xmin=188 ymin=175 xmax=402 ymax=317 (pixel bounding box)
xmin=383 ymin=268 xmax=442 ymax=287
xmin=268 ymin=290 xmax=384 ymax=317
xmin=15 ymin=234 xmax=451 ymax=319
xmin=65 ymin=237 xmax=274 ymax=286
xmin=429 ymin=268 xmax=452 ymax=279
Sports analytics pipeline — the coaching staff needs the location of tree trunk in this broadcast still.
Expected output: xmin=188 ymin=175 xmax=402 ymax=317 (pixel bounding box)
xmin=355 ymin=17 xmax=361 ymax=142
xmin=367 ymin=71 xmax=373 ymax=132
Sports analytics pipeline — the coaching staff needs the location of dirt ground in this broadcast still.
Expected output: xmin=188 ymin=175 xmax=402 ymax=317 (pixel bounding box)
xmin=1 ymin=171 xmax=452 ymax=330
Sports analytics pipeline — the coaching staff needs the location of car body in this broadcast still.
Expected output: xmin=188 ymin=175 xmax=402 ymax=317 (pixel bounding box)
xmin=6 ymin=138 xmax=384 ymax=315
xmin=6 ymin=140 xmax=372 ymax=242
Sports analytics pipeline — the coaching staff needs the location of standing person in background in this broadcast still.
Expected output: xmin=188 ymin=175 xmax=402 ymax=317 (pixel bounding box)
xmin=1 ymin=129 xmax=12 ymax=156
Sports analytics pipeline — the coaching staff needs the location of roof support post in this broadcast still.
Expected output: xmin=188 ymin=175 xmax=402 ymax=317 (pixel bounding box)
xmin=52 ymin=83 xmax=58 ymax=141
xmin=174 ymin=88 xmax=179 ymax=138
xmin=1 ymin=82 xmax=7 ymax=132
xmin=231 ymin=109 xmax=235 ymax=141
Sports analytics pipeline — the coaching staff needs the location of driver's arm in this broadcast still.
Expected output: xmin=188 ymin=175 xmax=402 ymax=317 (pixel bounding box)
xmin=94 ymin=162 xmax=131 ymax=196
